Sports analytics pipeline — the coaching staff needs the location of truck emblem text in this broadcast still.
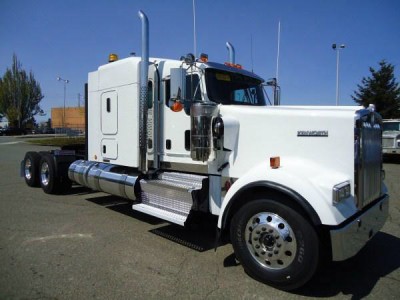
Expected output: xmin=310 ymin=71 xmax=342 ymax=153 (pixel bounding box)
xmin=297 ymin=130 xmax=328 ymax=137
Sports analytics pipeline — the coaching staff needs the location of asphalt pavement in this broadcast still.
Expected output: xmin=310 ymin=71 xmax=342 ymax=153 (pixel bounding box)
xmin=0 ymin=136 xmax=399 ymax=299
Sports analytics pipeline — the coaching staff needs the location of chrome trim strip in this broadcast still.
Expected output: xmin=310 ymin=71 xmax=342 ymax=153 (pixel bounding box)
xmin=354 ymin=108 xmax=383 ymax=209
xmin=165 ymin=153 xmax=191 ymax=158
xmin=159 ymin=161 xmax=208 ymax=174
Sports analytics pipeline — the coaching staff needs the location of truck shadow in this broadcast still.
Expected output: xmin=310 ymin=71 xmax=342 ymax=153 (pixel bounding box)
xmin=295 ymin=232 xmax=400 ymax=299
xmin=63 ymin=185 xmax=95 ymax=195
xmin=149 ymin=224 xmax=217 ymax=252
xmin=383 ymin=155 xmax=400 ymax=164
xmin=85 ymin=195 xmax=165 ymax=225
xmin=85 ymin=194 xmax=218 ymax=251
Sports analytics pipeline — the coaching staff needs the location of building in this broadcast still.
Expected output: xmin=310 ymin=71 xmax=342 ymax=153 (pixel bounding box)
xmin=51 ymin=107 xmax=85 ymax=131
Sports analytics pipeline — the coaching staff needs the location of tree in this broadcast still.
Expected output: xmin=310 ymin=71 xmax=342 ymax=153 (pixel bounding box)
xmin=352 ymin=60 xmax=400 ymax=119
xmin=0 ymin=54 xmax=43 ymax=128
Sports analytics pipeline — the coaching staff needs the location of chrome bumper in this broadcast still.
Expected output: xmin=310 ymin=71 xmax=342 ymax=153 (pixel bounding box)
xmin=330 ymin=194 xmax=389 ymax=261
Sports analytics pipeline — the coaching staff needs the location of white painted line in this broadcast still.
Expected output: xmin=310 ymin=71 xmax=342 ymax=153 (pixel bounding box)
xmin=24 ymin=233 xmax=93 ymax=243
xmin=0 ymin=141 xmax=21 ymax=145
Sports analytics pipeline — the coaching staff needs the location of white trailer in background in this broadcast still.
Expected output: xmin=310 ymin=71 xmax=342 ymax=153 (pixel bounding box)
xmin=22 ymin=11 xmax=389 ymax=290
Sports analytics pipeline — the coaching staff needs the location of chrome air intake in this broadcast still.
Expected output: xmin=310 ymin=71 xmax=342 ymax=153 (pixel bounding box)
xmin=68 ymin=160 xmax=139 ymax=200
xmin=354 ymin=105 xmax=383 ymax=209
xmin=190 ymin=101 xmax=218 ymax=162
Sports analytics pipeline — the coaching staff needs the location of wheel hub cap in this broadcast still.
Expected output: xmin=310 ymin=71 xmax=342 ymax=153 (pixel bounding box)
xmin=40 ymin=162 xmax=50 ymax=186
xmin=245 ymin=212 xmax=297 ymax=270
xmin=24 ymin=159 xmax=32 ymax=180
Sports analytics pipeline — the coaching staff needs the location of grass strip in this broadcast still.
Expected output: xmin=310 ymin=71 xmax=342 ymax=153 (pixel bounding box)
xmin=28 ymin=137 xmax=85 ymax=147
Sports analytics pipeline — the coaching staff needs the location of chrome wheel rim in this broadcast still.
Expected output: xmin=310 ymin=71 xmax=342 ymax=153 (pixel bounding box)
xmin=24 ymin=159 xmax=32 ymax=180
xmin=245 ymin=212 xmax=297 ymax=270
xmin=40 ymin=162 xmax=50 ymax=186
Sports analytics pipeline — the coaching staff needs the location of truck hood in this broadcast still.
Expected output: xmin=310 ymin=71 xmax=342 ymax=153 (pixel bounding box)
xmin=219 ymin=105 xmax=360 ymax=178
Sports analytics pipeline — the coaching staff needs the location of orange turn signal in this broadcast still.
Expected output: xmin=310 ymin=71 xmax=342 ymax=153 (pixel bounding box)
xmin=270 ymin=156 xmax=280 ymax=169
xmin=199 ymin=53 xmax=209 ymax=62
xmin=108 ymin=53 xmax=118 ymax=62
xmin=171 ymin=101 xmax=183 ymax=112
xmin=224 ymin=62 xmax=243 ymax=69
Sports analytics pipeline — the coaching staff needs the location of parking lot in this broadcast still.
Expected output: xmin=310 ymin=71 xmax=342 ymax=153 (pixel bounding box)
xmin=0 ymin=136 xmax=399 ymax=299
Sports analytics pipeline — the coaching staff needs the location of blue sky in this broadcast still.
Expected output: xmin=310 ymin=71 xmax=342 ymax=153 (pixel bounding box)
xmin=1 ymin=0 xmax=399 ymax=123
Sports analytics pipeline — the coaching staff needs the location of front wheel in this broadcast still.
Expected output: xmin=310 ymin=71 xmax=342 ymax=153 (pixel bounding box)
xmin=230 ymin=199 xmax=319 ymax=291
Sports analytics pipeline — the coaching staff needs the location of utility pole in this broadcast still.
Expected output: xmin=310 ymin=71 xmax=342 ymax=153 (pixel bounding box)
xmin=57 ymin=76 xmax=69 ymax=130
xmin=332 ymin=43 xmax=345 ymax=106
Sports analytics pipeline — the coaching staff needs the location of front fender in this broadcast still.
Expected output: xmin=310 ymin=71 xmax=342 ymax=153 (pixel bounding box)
xmin=218 ymin=157 xmax=358 ymax=229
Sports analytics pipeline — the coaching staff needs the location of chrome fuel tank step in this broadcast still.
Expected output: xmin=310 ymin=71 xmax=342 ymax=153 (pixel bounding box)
xmin=68 ymin=160 xmax=209 ymax=226
xmin=132 ymin=172 xmax=208 ymax=226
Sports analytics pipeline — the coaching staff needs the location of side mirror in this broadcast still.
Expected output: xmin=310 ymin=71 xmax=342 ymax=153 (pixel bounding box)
xmin=170 ymin=68 xmax=186 ymax=100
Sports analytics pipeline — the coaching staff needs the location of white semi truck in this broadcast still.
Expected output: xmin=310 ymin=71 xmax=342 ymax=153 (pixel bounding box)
xmin=382 ymin=119 xmax=400 ymax=156
xmin=22 ymin=11 xmax=389 ymax=290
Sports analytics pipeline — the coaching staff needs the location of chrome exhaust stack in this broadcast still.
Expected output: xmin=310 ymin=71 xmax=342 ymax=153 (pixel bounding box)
xmin=138 ymin=10 xmax=149 ymax=174
xmin=226 ymin=42 xmax=235 ymax=64
xmin=68 ymin=160 xmax=139 ymax=200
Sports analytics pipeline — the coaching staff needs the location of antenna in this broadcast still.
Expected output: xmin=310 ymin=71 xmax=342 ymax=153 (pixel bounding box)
xmin=276 ymin=20 xmax=281 ymax=82
xmin=251 ymin=35 xmax=254 ymax=73
xmin=192 ymin=0 xmax=197 ymax=57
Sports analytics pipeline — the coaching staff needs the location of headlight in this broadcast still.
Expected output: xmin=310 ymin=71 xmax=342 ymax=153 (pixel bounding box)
xmin=333 ymin=181 xmax=351 ymax=204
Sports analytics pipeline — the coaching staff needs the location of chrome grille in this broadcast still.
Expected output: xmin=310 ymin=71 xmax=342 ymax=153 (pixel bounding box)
xmin=382 ymin=137 xmax=395 ymax=148
xmin=355 ymin=108 xmax=383 ymax=209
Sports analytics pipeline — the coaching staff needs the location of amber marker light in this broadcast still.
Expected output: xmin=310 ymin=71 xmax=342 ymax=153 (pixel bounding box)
xmin=108 ymin=53 xmax=119 ymax=62
xmin=224 ymin=62 xmax=243 ymax=69
xmin=171 ymin=101 xmax=183 ymax=112
xmin=199 ymin=53 xmax=209 ymax=62
xmin=270 ymin=156 xmax=280 ymax=169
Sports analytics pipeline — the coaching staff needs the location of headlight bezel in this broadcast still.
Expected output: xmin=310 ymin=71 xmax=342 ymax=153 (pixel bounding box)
xmin=333 ymin=181 xmax=351 ymax=205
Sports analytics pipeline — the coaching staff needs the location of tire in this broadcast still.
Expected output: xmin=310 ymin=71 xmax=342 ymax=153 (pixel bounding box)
xmin=39 ymin=154 xmax=63 ymax=194
xmin=230 ymin=199 xmax=319 ymax=291
xmin=23 ymin=152 xmax=41 ymax=187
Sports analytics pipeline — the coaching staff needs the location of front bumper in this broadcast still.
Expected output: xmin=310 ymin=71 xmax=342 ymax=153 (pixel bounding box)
xmin=330 ymin=194 xmax=389 ymax=261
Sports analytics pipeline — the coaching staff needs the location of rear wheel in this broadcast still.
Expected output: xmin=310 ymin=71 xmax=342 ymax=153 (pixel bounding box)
xmin=39 ymin=154 xmax=63 ymax=194
xmin=23 ymin=152 xmax=41 ymax=187
xmin=230 ymin=198 xmax=319 ymax=291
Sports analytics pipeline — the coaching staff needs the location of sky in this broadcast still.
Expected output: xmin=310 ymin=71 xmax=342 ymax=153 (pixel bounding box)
xmin=1 ymin=0 xmax=400 ymax=123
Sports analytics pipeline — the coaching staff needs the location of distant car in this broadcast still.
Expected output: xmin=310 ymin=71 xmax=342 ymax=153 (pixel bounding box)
xmin=24 ymin=128 xmax=36 ymax=135
xmin=382 ymin=119 xmax=400 ymax=156
xmin=0 ymin=127 xmax=26 ymax=136
xmin=42 ymin=128 xmax=55 ymax=134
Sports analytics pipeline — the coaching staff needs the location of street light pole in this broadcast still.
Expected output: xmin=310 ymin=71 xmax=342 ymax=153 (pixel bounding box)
xmin=332 ymin=43 xmax=345 ymax=106
xmin=57 ymin=76 xmax=69 ymax=131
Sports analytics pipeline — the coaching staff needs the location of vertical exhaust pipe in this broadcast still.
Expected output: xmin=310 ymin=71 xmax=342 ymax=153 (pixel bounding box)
xmin=226 ymin=42 xmax=235 ymax=64
xmin=138 ymin=10 xmax=149 ymax=173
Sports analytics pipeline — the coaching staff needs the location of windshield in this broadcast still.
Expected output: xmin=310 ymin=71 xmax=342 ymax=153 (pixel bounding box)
xmin=205 ymin=68 xmax=266 ymax=106
xmin=383 ymin=122 xmax=400 ymax=131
